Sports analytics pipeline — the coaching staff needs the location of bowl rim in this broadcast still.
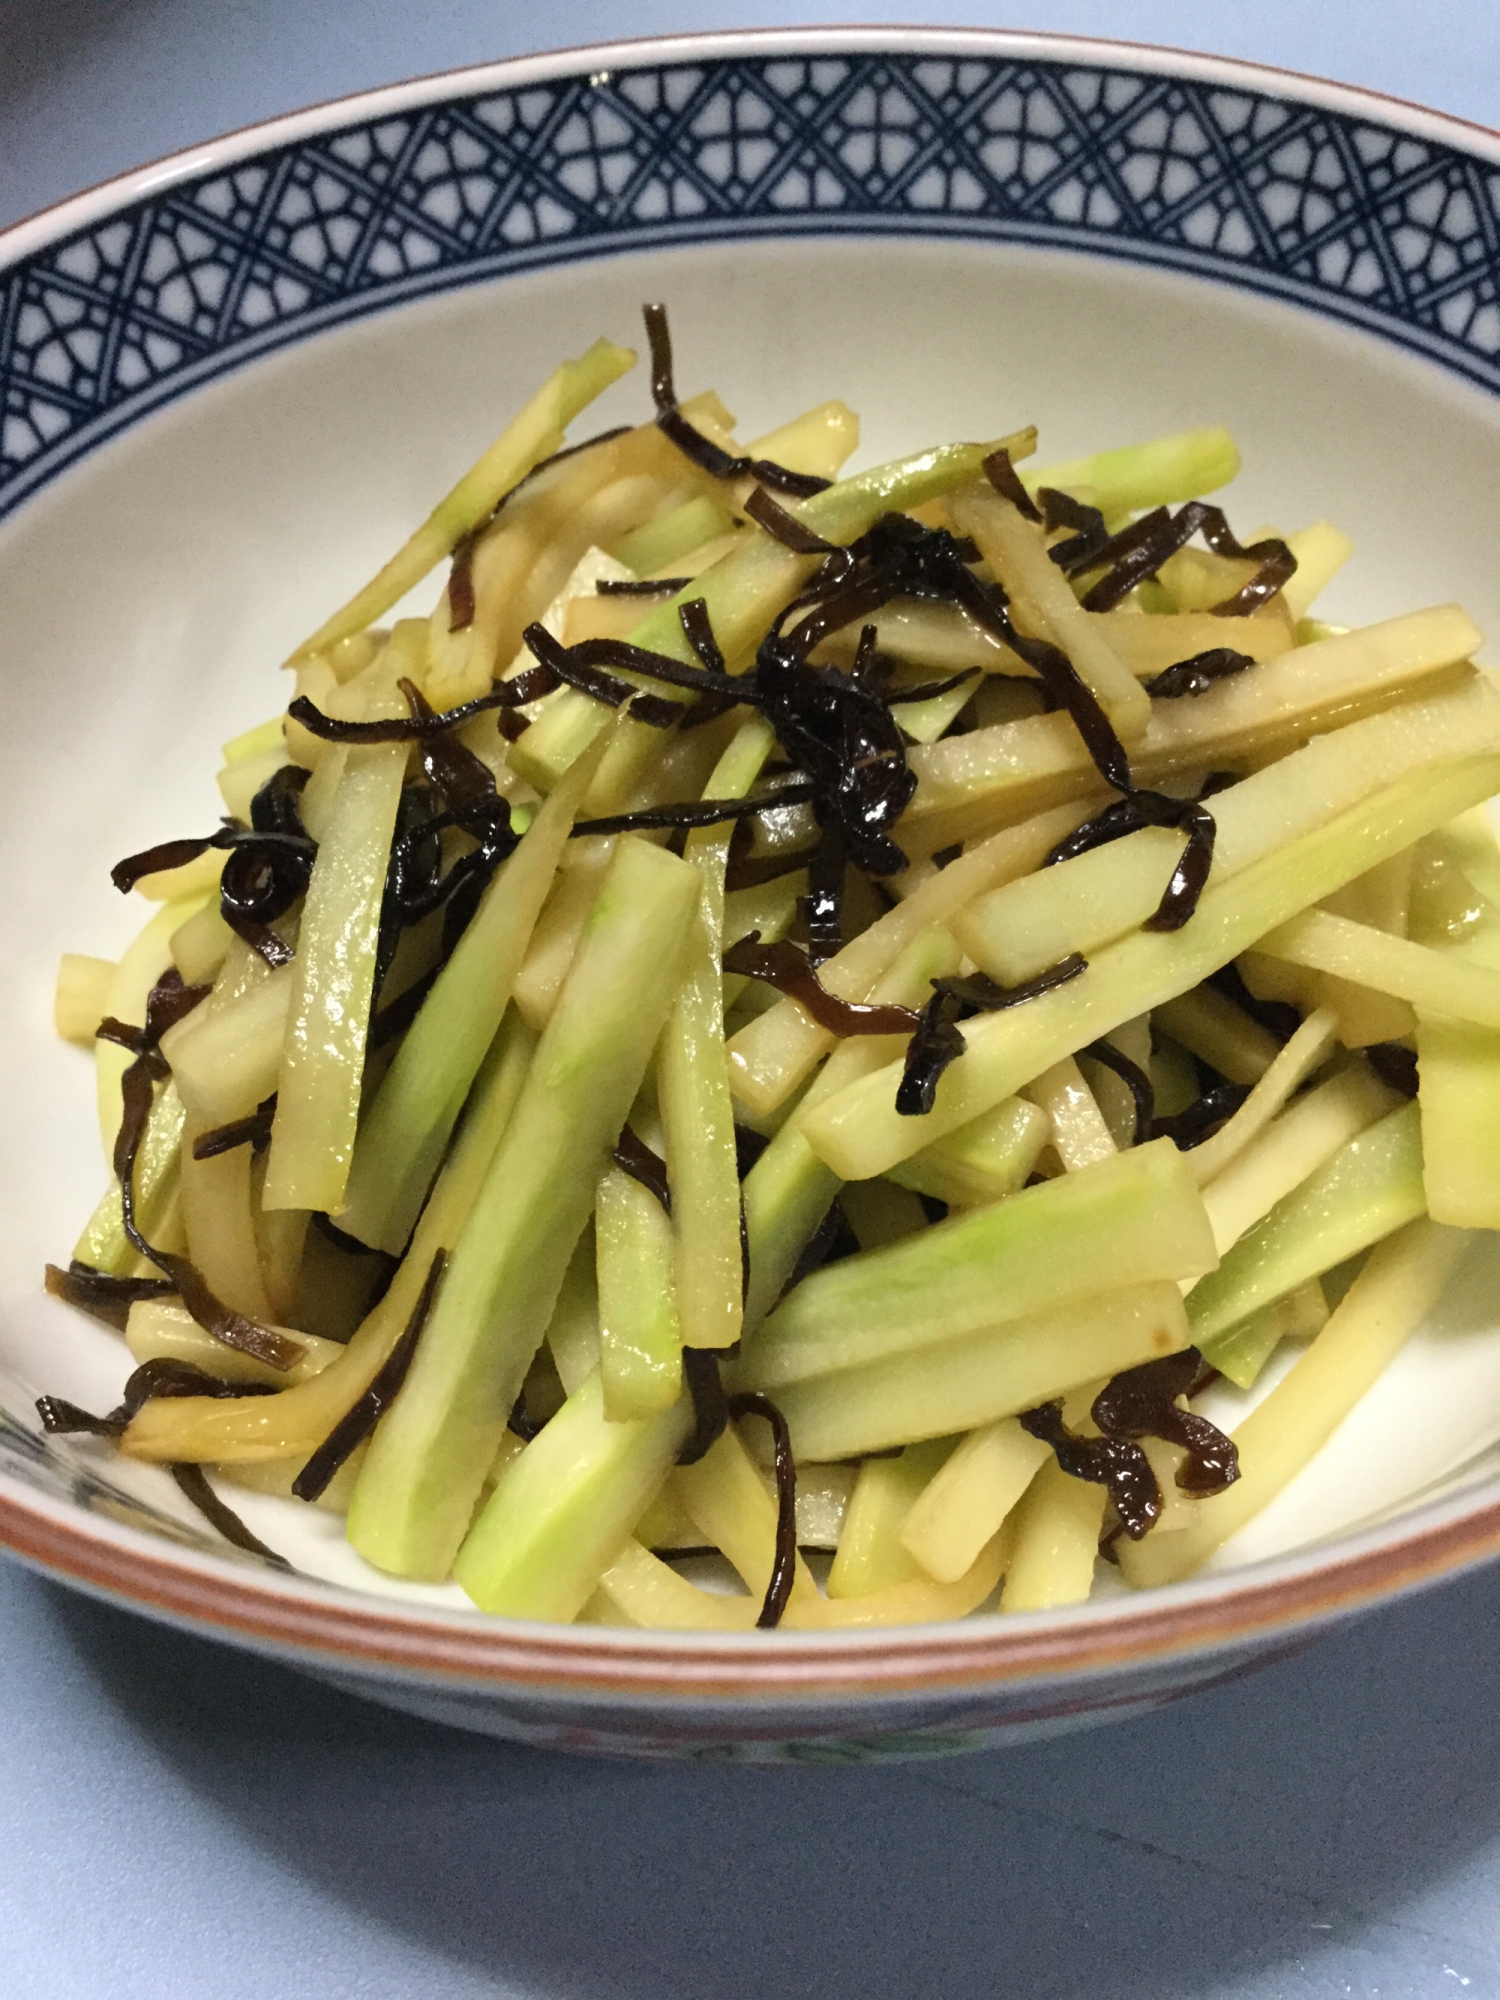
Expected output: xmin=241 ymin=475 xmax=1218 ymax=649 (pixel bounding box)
xmin=5 ymin=21 xmax=1500 ymax=1707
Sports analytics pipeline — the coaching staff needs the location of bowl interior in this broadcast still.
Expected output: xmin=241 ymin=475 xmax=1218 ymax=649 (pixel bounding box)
xmin=6 ymin=231 xmax=1500 ymax=1607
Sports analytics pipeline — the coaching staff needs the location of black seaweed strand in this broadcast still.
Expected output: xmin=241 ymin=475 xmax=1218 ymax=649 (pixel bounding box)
xmin=726 ymin=1391 xmax=797 ymax=1628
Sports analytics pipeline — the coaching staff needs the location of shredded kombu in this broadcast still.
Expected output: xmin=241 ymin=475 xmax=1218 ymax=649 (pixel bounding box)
xmin=613 ymin=1125 xmax=672 ymax=1212
xmin=895 ymin=955 xmax=1088 ymax=1116
xmin=168 ymin=1462 xmax=290 ymax=1566
xmin=292 ymin=1250 xmax=447 ymax=1503
xmin=1153 ymin=1079 xmax=1250 ymax=1150
xmin=677 ymin=1346 xmax=730 ymax=1466
xmin=1043 ymin=786 xmax=1218 ymax=934
xmin=643 ymin=304 xmax=831 ymax=500
xmin=1144 ymin=647 xmax=1256 ymax=699
xmin=722 ymin=933 xmax=920 ymax=1037
xmin=1045 ymin=496 xmax=1298 ymax=618
xmin=725 ymin=1391 xmax=798 ymax=1628
xmin=1078 ymin=1038 xmax=1154 ymax=1147
xmin=193 ymin=1093 xmax=277 ymax=1161
xmin=44 ymin=1262 xmax=177 ymax=1332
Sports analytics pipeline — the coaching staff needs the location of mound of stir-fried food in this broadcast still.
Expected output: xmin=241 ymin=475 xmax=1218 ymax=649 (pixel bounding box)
xmin=41 ymin=307 xmax=1500 ymax=1627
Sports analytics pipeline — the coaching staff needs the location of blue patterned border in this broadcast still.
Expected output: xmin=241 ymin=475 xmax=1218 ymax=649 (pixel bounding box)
xmin=3 ymin=50 xmax=1500 ymax=521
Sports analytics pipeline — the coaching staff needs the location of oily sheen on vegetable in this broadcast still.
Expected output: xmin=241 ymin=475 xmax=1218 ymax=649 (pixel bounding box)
xmin=41 ymin=306 xmax=1500 ymax=1629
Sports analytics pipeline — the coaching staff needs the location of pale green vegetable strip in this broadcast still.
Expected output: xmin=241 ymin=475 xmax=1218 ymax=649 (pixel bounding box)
xmin=125 ymin=1300 xmax=342 ymax=1385
xmin=1199 ymin=1277 xmax=1327 ymax=1389
xmin=595 ymin=1167 xmax=682 ymax=1420
xmin=1019 ymin=425 xmax=1240 ymax=512
xmin=1000 ymin=1458 xmax=1107 ymax=1612
xmin=1153 ymin=988 xmax=1281 ymax=1085
xmin=1187 ymin=1101 xmax=1425 ymax=1345
xmin=951 ymin=482 xmax=1150 ymax=738
xmin=1184 ymin=1007 xmax=1339 ymax=1186
xmin=904 ymin=605 xmax=1483 ymax=841
xmin=1022 ymin=1056 xmax=1116 ymax=1170
xmin=74 ymin=1082 xmax=185 ymax=1275
xmin=162 ymin=963 xmax=293 ymax=1125
xmin=346 ymin=837 xmax=699 ymax=1578
xmin=1282 ymin=520 xmax=1355 ymax=622
xmin=728 ymin=799 xmax=1084 ymax=1117
xmin=593 ymin=1538 xmax=756 ymax=1630
xmin=263 ymin=635 xmax=413 ymax=1213
xmin=453 ymin=1368 xmax=690 ymax=1618
xmin=1123 ymin=1219 xmax=1473 ymax=1588
xmin=95 ymin=895 xmax=204 ymax=1155
xmin=291 ymin=338 xmax=636 ymax=659
xmin=122 ymin=1011 xmax=537 ymax=1464
xmin=337 ymin=724 xmax=613 ymax=1251
xmin=899 ymin=1417 xmax=1051 ymax=1584
xmin=54 ymin=953 xmax=114 ymax=1046
xmin=769 ymin=1281 xmax=1190 ymax=1462
xmin=513 ymin=430 xmax=1035 ymax=796
xmin=885 ymin=1096 xmax=1050 ymax=1208
xmin=672 ymin=1423 xmax=821 ymax=1614
xmin=658 ymin=718 xmax=776 ymax=1350
xmin=740 ymin=926 xmax=962 ymax=1334
xmin=546 ymin=1231 xmax=603 ymax=1396
xmin=1257 ymin=906 xmax=1500 ymax=1027
xmin=742 ymin=1138 xmax=1214 ymax=1392
xmin=1200 ymin=1064 xmax=1399 ymax=1257
xmin=957 ymin=677 xmax=1500 ymax=987
xmin=826 ymin=1439 xmax=954 ymax=1598
xmin=799 ymin=756 xmax=1500 ymax=1181
xmin=614 ymin=495 xmax=736 ymax=579
xmin=1417 ymin=1012 xmax=1500 ymax=1226
xmin=180 ymin=1109 xmax=275 ymax=1321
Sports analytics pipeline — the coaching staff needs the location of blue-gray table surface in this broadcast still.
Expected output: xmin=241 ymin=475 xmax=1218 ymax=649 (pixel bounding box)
xmin=3 ymin=5 xmax=1499 ymax=1995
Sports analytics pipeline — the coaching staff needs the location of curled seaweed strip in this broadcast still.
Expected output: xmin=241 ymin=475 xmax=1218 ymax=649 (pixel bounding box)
xmin=643 ymin=304 xmax=831 ymax=499
xmin=287 ymin=670 xmax=559 ymax=744
xmin=573 ymin=781 xmax=817 ymax=840
xmin=1021 ymin=1399 xmax=1164 ymax=1539
xmin=523 ymin=624 xmax=690 ymax=728
xmin=723 ymin=933 xmax=920 ymax=1037
xmin=1091 ymin=1349 xmax=1239 ymax=1498
xmin=679 ymin=597 xmax=727 ymax=675
xmin=193 ymin=1093 xmax=276 ymax=1161
xmin=1152 ymin=1080 xmax=1250 ymax=1150
xmin=1043 ymin=787 xmax=1217 ymax=932
xmin=896 ymin=955 xmax=1088 ymax=1117
xmin=1144 ymin=648 xmax=1256 ymax=699
xmin=885 ymin=666 xmax=983 ymax=706
xmin=44 ymin=1262 xmax=177 ymax=1333
xmin=982 ymin=446 xmax=1041 ymax=523
xmin=37 ymin=1357 xmax=278 ymax=1439
xmin=292 ymin=1250 xmax=447 ymax=1502
xmin=169 ymin=1462 xmax=290 ymax=1566
xmin=677 ymin=1346 xmax=730 ymax=1466
xmin=744 ymin=485 xmax=837 ymax=553
xmin=1079 ymin=1039 xmax=1155 ymax=1147
xmin=1078 ymin=501 xmax=1296 ymax=616
xmin=613 ymin=1125 xmax=672 ymax=1214
xmin=1038 ymin=487 xmax=1109 ymax=572
xmin=598 ymin=576 xmax=692 ymax=596
xmin=726 ymin=1391 xmax=797 ymax=1628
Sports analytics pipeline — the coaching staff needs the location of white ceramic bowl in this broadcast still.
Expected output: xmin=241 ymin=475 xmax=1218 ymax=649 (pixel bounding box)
xmin=5 ymin=27 xmax=1500 ymax=1763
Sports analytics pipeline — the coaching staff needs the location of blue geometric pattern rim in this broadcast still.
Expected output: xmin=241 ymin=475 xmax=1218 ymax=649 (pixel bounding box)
xmin=4 ymin=46 xmax=1500 ymax=522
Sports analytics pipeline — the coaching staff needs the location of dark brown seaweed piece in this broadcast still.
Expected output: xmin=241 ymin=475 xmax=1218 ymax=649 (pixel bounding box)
xmin=723 ymin=932 xmax=920 ymax=1037
xmin=896 ymin=955 xmax=1089 ymax=1117
xmin=1077 ymin=501 xmax=1296 ymax=616
xmin=1091 ymin=1348 xmax=1239 ymax=1497
xmin=447 ymin=530 xmax=478 ymax=632
xmin=982 ymin=447 xmax=1041 ymax=523
xmin=677 ymin=1346 xmax=730 ymax=1465
xmin=1018 ymin=1400 xmax=1162 ymax=1539
xmin=734 ymin=1125 xmax=770 ymax=1178
xmin=37 ymin=1356 xmax=279 ymax=1438
xmin=292 ymin=1250 xmax=447 ymax=1502
xmin=44 ymin=1262 xmax=177 ymax=1332
xmin=1037 ymin=487 xmax=1110 ymax=572
xmin=573 ymin=781 xmax=817 ymax=840
xmin=800 ymin=818 xmax=846 ymax=967
xmin=288 ymin=670 xmax=560 ymax=744
xmin=521 ymin=624 xmax=692 ymax=728
xmin=507 ymin=1391 xmax=545 ymax=1443
xmin=1143 ymin=647 xmax=1255 ymax=699
xmin=1366 ymin=1042 xmax=1419 ymax=1098
xmin=1044 ymin=787 xmax=1218 ymax=932
xmin=643 ymin=304 xmax=832 ymax=499
xmin=169 ymin=1463 xmax=290 ymax=1566
xmin=930 ymin=843 xmax=963 ymax=870
xmin=743 ymin=485 xmax=838 ymax=553
xmin=192 ymin=1094 xmax=277 ymax=1161
xmin=678 ymin=597 xmax=727 ymax=675
xmin=598 ymin=576 xmax=693 ymax=595
xmin=726 ymin=1390 xmax=797 ymax=1628
xmin=884 ymin=667 xmax=983 ymax=706
xmin=1152 ymin=1080 xmax=1250 ymax=1149
xmin=613 ymin=1125 xmax=672 ymax=1214
xmin=1079 ymin=1038 xmax=1155 ymax=1147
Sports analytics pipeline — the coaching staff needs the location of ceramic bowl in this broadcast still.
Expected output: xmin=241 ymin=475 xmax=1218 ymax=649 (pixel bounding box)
xmin=5 ymin=27 xmax=1500 ymax=1764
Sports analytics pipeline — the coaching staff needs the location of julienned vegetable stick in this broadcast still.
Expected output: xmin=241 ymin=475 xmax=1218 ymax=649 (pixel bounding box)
xmin=1258 ymin=906 xmax=1500 ymax=1027
xmin=1186 ymin=1101 xmax=1425 ymax=1344
xmin=1417 ymin=1012 xmax=1500 ymax=1226
xmin=1019 ymin=425 xmax=1240 ymax=512
xmin=1000 ymin=1457 xmax=1109 ymax=1612
xmin=1122 ymin=1219 xmax=1474 ymax=1589
xmin=124 ymin=1298 xmax=343 ymax=1385
xmin=595 ymin=1165 xmax=681 ymax=1420
xmin=885 ymin=1095 xmax=1049 ymax=1209
xmin=742 ymin=1139 xmax=1213 ymax=1392
xmin=658 ymin=720 xmax=776 ymax=1350
xmin=1199 ymin=1277 xmax=1327 ymax=1390
xmin=512 ymin=430 xmax=1037 ymax=797
xmin=727 ymin=799 xmax=1085 ymax=1117
xmin=346 ymin=838 xmax=699 ymax=1580
xmin=336 ymin=723 xmax=613 ymax=1253
xmin=161 ymin=963 xmax=293 ymax=1126
xmin=591 ymin=1539 xmax=758 ymax=1630
xmin=741 ymin=926 xmax=963 ymax=1333
xmin=180 ymin=1110 xmax=275 ymax=1322
xmin=95 ymin=895 xmax=205 ymax=1153
xmin=122 ymin=1012 xmax=537 ymax=1464
xmin=1022 ymin=1057 xmax=1116 ymax=1170
xmin=956 ymin=676 xmax=1500 ymax=986
xmin=54 ymin=953 xmax=114 ymax=1047
xmin=674 ymin=1423 xmax=822 ymax=1614
xmin=262 ymin=637 xmax=411 ymax=1213
xmin=799 ymin=755 xmax=1500 ymax=1182
xmin=291 ymin=336 xmax=636 ymax=661
xmin=950 ymin=483 xmax=1150 ymax=738
xmin=453 ymin=1367 xmax=690 ymax=1619
xmin=902 ymin=605 xmax=1482 ymax=845
xmin=1282 ymin=520 xmax=1356 ymax=623
xmin=1199 ymin=1064 xmax=1399 ymax=1257
xmin=899 ymin=1417 xmax=1051 ymax=1584
xmin=769 ymin=1281 xmax=1190 ymax=1461
xmin=1152 ymin=989 xmax=1281 ymax=1086
xmin=546 ymin=1231 xmax=603 ymax=1397
xmin=1183 ymin=1007 xmax=1338 ymax=1186
xmin=826 ymin=1439 xmax=953 ymax=1598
